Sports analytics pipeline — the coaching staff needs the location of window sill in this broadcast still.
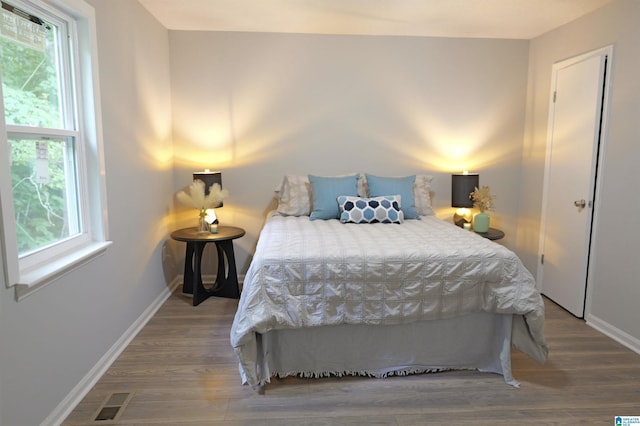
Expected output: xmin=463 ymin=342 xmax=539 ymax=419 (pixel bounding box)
xmin=14 ymin=241 xmax=112 ymax=301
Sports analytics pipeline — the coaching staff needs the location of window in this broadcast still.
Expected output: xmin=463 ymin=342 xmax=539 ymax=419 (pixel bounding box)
xmin=0 ymin=0 xmax=109 ymax=299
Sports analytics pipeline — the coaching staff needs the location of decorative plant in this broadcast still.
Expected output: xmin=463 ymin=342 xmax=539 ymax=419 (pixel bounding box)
xmin=177 ymin=179 xmax=228 ymax=218
xmin=470 ymin=186 xmax=495 ymax=213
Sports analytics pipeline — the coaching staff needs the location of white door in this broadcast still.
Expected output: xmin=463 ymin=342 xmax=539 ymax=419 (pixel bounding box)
xmin=538 ymin=48 xmax=611 ymax=318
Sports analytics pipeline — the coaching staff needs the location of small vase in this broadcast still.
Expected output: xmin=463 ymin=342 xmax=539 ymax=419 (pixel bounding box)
xmin=197 ymin=209 xmax=210 ymax=234
xmin=473 ymin=212 xmax=490 ymax=233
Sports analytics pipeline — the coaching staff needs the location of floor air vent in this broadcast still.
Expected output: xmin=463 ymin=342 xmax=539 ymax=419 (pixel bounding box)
xmin=93 ymin=392 xmax=132 ymax=423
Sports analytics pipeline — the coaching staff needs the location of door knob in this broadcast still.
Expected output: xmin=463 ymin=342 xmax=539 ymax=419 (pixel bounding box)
xmin=574 ymin=199 xmax=586 ymax=209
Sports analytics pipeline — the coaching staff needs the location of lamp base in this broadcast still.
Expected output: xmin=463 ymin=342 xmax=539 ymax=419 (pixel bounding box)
xmin=453 ymin=208 xmax=472 ymax=227
xmin=204 ymin=208 xmax=219 ymax=233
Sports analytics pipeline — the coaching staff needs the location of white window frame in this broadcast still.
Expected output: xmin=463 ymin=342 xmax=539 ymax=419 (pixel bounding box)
xmin=0 ymin=0 xmax=110 ymax=300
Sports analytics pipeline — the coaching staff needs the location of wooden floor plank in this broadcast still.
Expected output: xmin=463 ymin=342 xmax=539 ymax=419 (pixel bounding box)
xmin=62 ymin=292 xmax=640 ymax=426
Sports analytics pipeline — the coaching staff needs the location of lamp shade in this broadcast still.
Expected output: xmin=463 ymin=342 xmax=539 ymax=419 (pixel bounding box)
xmin=451 ymin=173 xmax=479 ymax=208
xmin=193 ymin=170 xmax=223 ymax=207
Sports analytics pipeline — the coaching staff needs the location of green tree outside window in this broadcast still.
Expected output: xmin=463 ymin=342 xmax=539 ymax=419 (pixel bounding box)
xmin=1 ymin=15 xmax=79 ymax=255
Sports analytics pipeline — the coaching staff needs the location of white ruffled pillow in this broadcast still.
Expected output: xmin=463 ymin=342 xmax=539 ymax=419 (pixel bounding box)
xmin=274 ymin=175 xmax=312 ymax=216
xmin=414 ymin=175 xmax=434 ymax=216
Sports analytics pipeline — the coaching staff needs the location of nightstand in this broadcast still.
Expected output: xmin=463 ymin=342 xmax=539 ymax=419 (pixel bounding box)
xmin=474 ymin=227 xmax=505 ymax=241
xmin=171 ymin=225 xmax=245 ymax=306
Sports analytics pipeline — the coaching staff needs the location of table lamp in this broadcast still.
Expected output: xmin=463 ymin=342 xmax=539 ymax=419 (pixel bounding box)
xmin=193 ymin=169 xmax=222 ymax=232
xmin=452 ymin=172 xmax=479 ymax=227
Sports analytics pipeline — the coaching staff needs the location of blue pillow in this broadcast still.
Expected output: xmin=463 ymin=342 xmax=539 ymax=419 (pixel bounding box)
xmin=365 ymin=174 xmax=419 ymax=219
xmin=338 ymin=195 xmax=404 ymax=224
xmin=309 ymin=174 xmax=359 ymax=220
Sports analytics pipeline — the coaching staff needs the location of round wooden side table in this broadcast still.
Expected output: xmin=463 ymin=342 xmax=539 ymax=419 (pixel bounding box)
xmin=171 ymin=225 xmax=245 ymax=306
xmin=474 ymin=227 xmax=505 ymax=241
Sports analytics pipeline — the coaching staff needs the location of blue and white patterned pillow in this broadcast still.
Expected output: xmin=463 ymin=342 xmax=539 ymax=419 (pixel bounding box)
xmin=337 ymin=195 xmax=404 ymax=224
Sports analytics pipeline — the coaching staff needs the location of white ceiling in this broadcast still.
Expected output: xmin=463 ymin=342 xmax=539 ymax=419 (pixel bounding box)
xmin=137 ymin=0 xmax=614 ymax=39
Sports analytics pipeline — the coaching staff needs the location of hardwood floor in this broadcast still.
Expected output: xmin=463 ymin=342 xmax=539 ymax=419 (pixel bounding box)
xmin=63 ymin=291 xmax=640 ymax=425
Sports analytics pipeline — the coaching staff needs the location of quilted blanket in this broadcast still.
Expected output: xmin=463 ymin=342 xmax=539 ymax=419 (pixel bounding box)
xmin=231 ymin=213 xmax=548 ymax=387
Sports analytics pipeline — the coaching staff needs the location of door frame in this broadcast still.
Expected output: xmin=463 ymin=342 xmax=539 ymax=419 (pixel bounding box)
xmin=536 ymin=45 xmax=614 ymax=318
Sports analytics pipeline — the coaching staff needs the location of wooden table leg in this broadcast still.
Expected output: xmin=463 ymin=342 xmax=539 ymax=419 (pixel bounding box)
xmin=209 ymin=240 xmax=240 ymax=299
xmin=190 ymin=242 xmax=210 ymax=306
xmin=182 ymin=242 xmax=210 ymax=306
xmin=182 ymin=242 xmax=195 ymax=295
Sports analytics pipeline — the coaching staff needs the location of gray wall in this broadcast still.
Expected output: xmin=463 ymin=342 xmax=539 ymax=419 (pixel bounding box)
xmin=519 ymin=0 xmax=640 ymax=342
xmin=0 ymin=1 xmax=175 ymax=424
xmin=169 ymin=32 xmax=530 ymax=272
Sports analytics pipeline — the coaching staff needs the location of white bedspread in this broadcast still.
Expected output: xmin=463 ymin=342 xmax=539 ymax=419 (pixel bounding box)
xmin=231 ymin=213 xmax=548 ymax=387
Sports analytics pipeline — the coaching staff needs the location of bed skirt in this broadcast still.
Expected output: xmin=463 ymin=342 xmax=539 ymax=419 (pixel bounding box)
xmin=243 ymin=312 xmax=519 ymax=388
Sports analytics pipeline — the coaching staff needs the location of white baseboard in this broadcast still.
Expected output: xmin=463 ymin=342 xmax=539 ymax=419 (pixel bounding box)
xmin=43 ymin=277 xmax=181 ymax=426
xmin=586 ymin=314 xmax=640 ymax=356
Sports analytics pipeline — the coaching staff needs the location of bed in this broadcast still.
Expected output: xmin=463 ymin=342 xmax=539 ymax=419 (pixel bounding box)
xmin=230 ymin=174 xmax=548 ymax=390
